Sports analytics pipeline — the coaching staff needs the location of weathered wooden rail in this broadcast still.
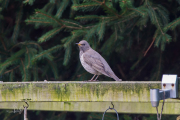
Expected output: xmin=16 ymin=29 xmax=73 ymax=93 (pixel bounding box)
xmin=0 ymin=81 xmax=179 ymax=114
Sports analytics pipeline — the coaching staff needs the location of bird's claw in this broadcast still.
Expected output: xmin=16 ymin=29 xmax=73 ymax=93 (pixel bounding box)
xmin=83 ymin=80 xmax=99 ymax=82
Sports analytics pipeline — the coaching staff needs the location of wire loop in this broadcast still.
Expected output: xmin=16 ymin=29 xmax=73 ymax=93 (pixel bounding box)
xmin=102 ymin=102 xmax=119 ymax=120
xmin=156 ymin=91 xmax=165 ymax=120
xmin=23 ymin=101 xmax=29 ymax=108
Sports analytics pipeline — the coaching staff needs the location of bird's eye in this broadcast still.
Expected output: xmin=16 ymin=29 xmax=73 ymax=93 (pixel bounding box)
xmin=82 ymin=44 xmax=85 ymax=46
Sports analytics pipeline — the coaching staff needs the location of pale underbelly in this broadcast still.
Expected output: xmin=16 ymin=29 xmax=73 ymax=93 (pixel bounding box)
xmin=80 ymin=54 xmax=101 ymax=75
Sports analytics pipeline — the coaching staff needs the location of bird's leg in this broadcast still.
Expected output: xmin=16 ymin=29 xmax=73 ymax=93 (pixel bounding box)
xmin=88 ymin=74 xmax=96 ymax=81
xmin=93 ymin=75 xmax=99 ymax=81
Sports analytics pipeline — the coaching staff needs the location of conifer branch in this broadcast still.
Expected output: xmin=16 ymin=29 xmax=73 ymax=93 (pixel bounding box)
xmin=36 ymin=11 xmax=63 ymax=26
xmin=9 ymin=42 xmax=42 ymax=52
xmin=61 ymin=20 xmax=83 ymax=28
xmin=128 ymin=8 xmax=145 ymax=16
xmin=116 ymin=11 xmax=138 ymax=24
xmin=0 ymin=58 xmax=19 ymax=74
xmin=27 ymin=42 xmax=43 ymax=51
xmin=55 ymin=0 xmax=69 ymax=18
xmin=31 ymin=53 xmax=47 ymax=62
xmin=155 ymin=34 xmax=162 ymax=47
xmin=97 ymin=21 xmax=105 ymax=40
xmin=31 ymin=45 xmax=62 ymax=62
xmin=92 ymin=0 xmax=102 ymax=4
xmin=164 ymin=18 xmax=180 ymax=31
xmin=38 ymin=27 xmax=64 ymax=43
xmin=76 ymin=16 xmax=95 ymax=19
xmin=1 ymin=58 xmax=19 ymax=67
xmin=154 ymin=12 xmax=164 ymax=35
xmin=84 ymin=25 xmax=95 ymax=29
xmin=65 ymin=26 xmax=82 ymax=29
xmin=63 ymin=46 xmax=71 ymax=65
xmin=75 ymin=15 xmax=114 ymax=22
xmin=120 ymin=8 xmax=127 ymax=16
xmin=9 ymin=43 xmax=23 ymax=51
xmin=144 ymin=38 xmax=155 ymax=56
xmin=12 ymin=3 xmax=23 ymax=43
xmin=92 ymin=0 xmax=120 ymax=17
xmin=2 ymin=65 xmax=20 ymax=75
xmin=25 ymin=20 xmax=51 ymax=24
xmin=144 ymin=29 xmax=160 ymax=56
xmin=146 ymin=1 xmax=164 ymax=35
xmin=64 ymin=32 xmax=84 ymax=47
xmin=156 ymin=7 xmax=169 ymax=25
xmin=85 ymin=25 xmax=98 ymax=40
xmin=72 ymin=3 xmax=99 ymax=8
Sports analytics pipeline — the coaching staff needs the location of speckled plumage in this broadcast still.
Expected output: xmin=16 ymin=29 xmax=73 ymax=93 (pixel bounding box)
xmin=77 ymin=40 xmax=122 ymax=81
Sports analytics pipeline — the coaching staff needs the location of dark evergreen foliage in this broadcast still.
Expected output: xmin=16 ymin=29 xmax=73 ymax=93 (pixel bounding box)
xmin=0 ymin=0 xmax=180 ymax=119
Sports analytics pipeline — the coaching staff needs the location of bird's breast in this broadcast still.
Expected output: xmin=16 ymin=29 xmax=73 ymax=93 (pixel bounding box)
xmin=80 ymin=53 xmax=99 ymax=75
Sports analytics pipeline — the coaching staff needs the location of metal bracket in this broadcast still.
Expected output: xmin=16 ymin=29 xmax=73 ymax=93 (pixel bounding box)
xmin=150 ymin=74 xmax=178 ymax=107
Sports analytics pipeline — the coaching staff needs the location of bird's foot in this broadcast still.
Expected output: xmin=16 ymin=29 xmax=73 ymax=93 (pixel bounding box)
xmin=93 ymin=80 xmax=99 ymax=81
xmin=117 ymin=79 xmax=122 ymax=81
xmin=88 ymin=79 xmax=99 ymax=82
xmin=83 ymin=79 xmax=99 ymax=82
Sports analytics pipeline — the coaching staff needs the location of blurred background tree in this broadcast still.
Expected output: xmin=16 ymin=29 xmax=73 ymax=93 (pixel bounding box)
xmin=0 ymin=0 xmax=180 ymax=119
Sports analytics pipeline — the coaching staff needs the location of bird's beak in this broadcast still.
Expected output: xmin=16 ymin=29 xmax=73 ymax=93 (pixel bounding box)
xmin=76 ymin=43 xmax=81 ymax=46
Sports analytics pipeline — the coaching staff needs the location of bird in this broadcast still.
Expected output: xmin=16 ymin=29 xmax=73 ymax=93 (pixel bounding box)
xmin=76 ymin=40 xmax=122 ymax=81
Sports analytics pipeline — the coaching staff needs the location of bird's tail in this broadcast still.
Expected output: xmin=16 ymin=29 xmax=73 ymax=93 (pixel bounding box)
xmin=112 ymin=75 xmax=122 ymax=81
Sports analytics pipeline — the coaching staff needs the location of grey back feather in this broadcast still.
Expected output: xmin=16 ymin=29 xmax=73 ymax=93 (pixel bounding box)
xmin=83 ymin=48 xmax=115 ymax=78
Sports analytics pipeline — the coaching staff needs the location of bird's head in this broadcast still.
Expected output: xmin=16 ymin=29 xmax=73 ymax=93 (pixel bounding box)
xmin=76 ymin=40 xmax=90 ymax=52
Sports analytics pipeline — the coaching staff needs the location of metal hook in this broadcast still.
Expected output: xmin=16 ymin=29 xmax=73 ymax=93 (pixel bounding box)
xmin=102 ymin=102 xmax=119 ymax=120
xmin=109 ymin=102 xmax=114 ymax=110
xmin=23 ymin=101 xmax=29 ymax=108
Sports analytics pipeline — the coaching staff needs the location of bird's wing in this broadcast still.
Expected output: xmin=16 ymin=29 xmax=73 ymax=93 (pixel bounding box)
xmin=83 ymin=49 xmax=111 ymax=77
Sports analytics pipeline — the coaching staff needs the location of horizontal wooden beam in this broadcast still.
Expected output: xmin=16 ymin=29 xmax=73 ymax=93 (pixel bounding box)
xmin=0 ymin=81 xmax=161 ymax=102
xmin=0 ymin=81 xmax=179 ymax=114
xmin=1 ymin=101 xmax=180 ymax=114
